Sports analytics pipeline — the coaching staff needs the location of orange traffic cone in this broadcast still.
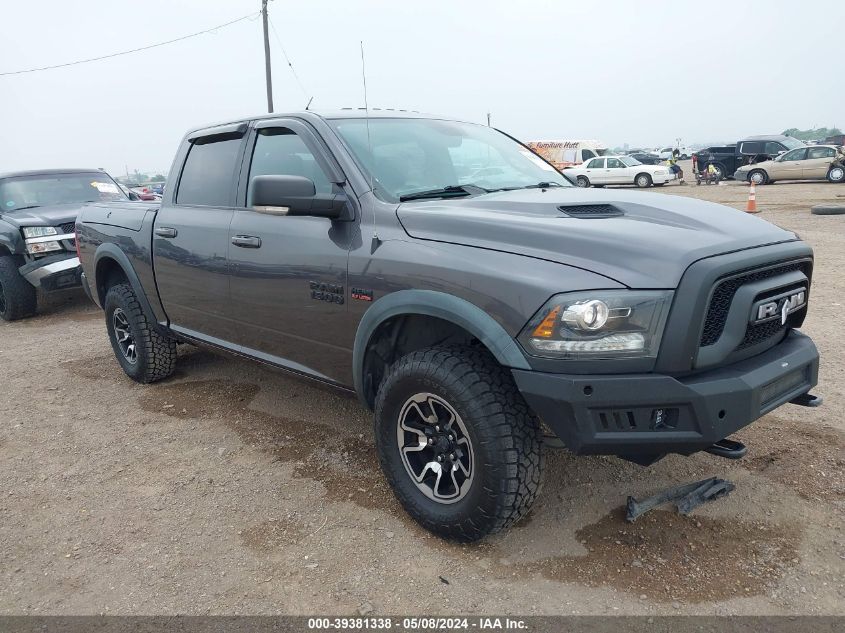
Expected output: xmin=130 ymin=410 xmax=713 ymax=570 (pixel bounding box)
xmin=746 ymin=182 xmax=758 ymax=213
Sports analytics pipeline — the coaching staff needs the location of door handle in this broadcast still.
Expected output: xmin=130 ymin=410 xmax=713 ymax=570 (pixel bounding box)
xmin=231 ymin=235 xmax=262 ymax=248
xmin=155 ymin=226 xmax=178 ymax=238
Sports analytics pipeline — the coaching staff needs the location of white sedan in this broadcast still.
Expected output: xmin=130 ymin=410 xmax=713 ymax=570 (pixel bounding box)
xmin=566 ymin=155 xmax=677 ymax=188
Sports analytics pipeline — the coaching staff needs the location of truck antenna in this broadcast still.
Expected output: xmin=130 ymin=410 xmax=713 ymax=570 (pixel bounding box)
xmin=360 ymin=40 xmax=380 ymax=253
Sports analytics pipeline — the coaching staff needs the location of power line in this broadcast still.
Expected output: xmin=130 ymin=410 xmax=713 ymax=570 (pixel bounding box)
xmin=0 ymin=12 xmax=260 ymax=77
xmin=267 ymin=16 xmax=310 ymax=103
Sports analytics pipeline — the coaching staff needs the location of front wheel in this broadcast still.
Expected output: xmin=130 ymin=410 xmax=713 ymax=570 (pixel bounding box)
xmin=375 ymin=346 xmax=543 ymax=542
xmin=828 ymin=165 xmax=845 ymax=183
xmin=635 ymin=173 xmax=653 ymax=188
xmin=575 ymin=175 xmax=590 ymax=187
xmin=0 ymin=256 xmax=37 ymax=322
xmin=748 ymin=169 xmax=768 ymax=185
xmin=104 ymin=283 xmax=176 ymax=383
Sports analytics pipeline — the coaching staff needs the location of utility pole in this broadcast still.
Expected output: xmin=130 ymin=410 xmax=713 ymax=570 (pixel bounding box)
xmin=262 ymin=0 xmax=274 ymax=113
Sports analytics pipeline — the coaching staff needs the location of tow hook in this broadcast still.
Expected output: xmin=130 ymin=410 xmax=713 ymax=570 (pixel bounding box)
xmin=705 ymin=437 xmax=747 ymax=460
xmin=790 ymin=392 xmax=823 ymax=407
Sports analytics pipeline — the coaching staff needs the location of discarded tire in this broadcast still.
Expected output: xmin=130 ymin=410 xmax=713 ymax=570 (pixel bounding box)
xmin=810 ymin=205 xmax=845 ymax=215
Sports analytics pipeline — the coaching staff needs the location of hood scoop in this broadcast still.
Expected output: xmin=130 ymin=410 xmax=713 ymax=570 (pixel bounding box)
xmin=558 ymin=204 xmax=623 ymax=218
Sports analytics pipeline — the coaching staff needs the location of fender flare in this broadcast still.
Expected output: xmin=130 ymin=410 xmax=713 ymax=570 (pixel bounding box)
xmin=92 ymin=243 xmax=159 ymax=323
xmin=352 ymin=289 xmax=531 ymax=407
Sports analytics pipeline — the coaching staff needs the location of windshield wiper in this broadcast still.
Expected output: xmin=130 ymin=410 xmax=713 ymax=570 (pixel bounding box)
xmin=489 ymin=182 xmax=566 ymax=192
xmin=521 ymin=181 xmax=564 ymax=189
xmin=399 ymin=184 xmax=488 ymax=202
xmin=8 ymin=205 xmax=41 ymax=211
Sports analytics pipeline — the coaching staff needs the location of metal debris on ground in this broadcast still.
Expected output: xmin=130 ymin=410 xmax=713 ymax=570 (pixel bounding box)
xmin=625 ymin=477 xmax=735 ymax=522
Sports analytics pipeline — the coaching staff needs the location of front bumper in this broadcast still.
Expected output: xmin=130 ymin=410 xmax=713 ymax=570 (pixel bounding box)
xmin=733 ymin=170 xmax=750 ymax=180
xmin=511 ymin=330 xmax=819 ymax=460
xmin=19 ymin=253 xmax=82 ymax=291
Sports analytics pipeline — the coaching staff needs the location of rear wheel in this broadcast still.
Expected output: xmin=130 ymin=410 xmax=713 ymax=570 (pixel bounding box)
xmin=711 ymin=163 xmax=727 ymax=180
xmin=575 ymin=176 xmax=590 ymax=188
xmin=748 ymin=169 xmax=768 ymax=185
xmin=827 ymin=165 xmax=845 ymax=183
xmin=104 ymin=283 xmax=176 ymax=383
xmin=635 ymin=173 xmax=653 ymax=188
xmin=0 ymin=256 xmax=37 ymax=322
xmin=375 ymin=346 xmax=543 ymax=541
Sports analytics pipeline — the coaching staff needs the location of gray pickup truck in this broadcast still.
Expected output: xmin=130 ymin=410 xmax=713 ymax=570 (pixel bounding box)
xmin=76 ymin=111 xmax=821 ymax=541
xmin=0 ymin=169 xmax=129 ymax=321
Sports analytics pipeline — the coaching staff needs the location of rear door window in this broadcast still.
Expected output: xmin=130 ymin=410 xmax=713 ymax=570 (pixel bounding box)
xmin=176 ymin=135 xmax=243 ymax=206
xmin=586 ymin=158 xmax=604 ymax=169
xmin=808 ymin=146 xmax=835 ymax=159
xmin=740 ymin=141 xmax=764 ymax=154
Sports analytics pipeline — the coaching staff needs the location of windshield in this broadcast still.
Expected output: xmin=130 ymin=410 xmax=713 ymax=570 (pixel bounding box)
xmin=619 ymin=156 xmax=642 ymax=167
xmin=328 ymin=118 xmax=570 ymax=201
xmin=0 ymin=172 xmax=127 ymax=212
xmin=780 ymin=137 xmax=805 ymax=151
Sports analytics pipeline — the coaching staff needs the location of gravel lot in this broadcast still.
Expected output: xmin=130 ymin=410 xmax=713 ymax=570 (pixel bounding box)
xmin=1 ymin=174 xmax=843 ymax=616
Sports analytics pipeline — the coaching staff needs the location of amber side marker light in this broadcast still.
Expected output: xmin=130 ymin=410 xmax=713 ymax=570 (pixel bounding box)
xmin=532 ymin=305 xmax=561 ymax=338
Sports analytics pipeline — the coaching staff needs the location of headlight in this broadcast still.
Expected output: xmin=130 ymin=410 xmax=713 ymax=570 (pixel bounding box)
xmin=22 ymin=226 xmax=58 ymax=239
xmin=518 ymin=290 xmax=674 ymax=359
xmin=26 ymin=241 xmax=62 ymax=255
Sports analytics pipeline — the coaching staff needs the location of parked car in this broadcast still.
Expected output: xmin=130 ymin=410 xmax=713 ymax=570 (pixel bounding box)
xmin=733 ymin=145 xmax=845 ymax=184
xmin=693 ymin=135 xmax=805 ymax=181
xmin=654 ymin=146 xmax=693 ymax=160
xmin=76 ymin=111 xmax=820 ymax=541
xmin=566 ymin=155 xmax=676 ymax=188
xmin=821 ymin=134 xmax=845 ymax=147
xmin=627 ymin=152 xmax=662 ymax=165
xmin=0 ymin=168 xmax=128 ymax=320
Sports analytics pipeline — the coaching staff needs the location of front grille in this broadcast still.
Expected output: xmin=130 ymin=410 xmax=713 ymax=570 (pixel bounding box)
xmin=699 ymin=261 xmax=808 ymax=347
xmin=738 ymin=319 xmax=785 ymax=350
xmin=59 ymin=222 xmax=76 ymax=234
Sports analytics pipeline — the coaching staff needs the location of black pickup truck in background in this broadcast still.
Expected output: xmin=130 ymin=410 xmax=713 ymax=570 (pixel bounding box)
xmin=0 ymin=169 xmax=128 ymax=320
xmin=76 ymin=111 xmax=821 ymax=541
xmin=693 ymin=135 xmax=806 ymax=180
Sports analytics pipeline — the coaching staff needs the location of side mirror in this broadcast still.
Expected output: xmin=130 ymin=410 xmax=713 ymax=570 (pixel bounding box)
xmin=128 ymin=191 xmax=140 ymax=201
xmin=250 ymin=175 xmax=350 ymax=220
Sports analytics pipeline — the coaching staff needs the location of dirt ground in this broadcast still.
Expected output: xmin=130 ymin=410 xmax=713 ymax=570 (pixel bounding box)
xmin=1 ymin=173 xmax=844 ymax=616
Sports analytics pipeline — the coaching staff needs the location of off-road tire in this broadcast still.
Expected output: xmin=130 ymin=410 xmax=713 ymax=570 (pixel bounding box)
xmin=810 ymin=204 xmax=845 ymax=216
xmin=375 ymin=345 xmax=543 ymax=542
xmin=635 ymin=173 xmax=653 ymax=188
xmin=576 ymin=175 xmax=590 ymax=188
xmin=104 ymin=283 xmax=176 ymax=383
xmin=0 ymin=256 xmax=37 ymax=321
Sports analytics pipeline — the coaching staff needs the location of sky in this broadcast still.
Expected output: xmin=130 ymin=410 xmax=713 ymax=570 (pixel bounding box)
xmin=1 ymin=0 xmax=843 ymax=177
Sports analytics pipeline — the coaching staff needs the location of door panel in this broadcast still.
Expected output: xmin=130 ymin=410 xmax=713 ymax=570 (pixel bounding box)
xmin=153 ymin=132 xmax=244 ymax=341
xmin=605 ymin=158 xmax=627 ymax=184
xmin=585 ymin=158 xmax=605 ymax=183
xmin=804 ymin=147 xmax=836 ymax=178
xmin=153 ymin=205 xmax=234 ymax=339
xmin=226 ymin=123 xmax=354 ymax=383
xmin=771 ymin=148 xmax=807 ymax=180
